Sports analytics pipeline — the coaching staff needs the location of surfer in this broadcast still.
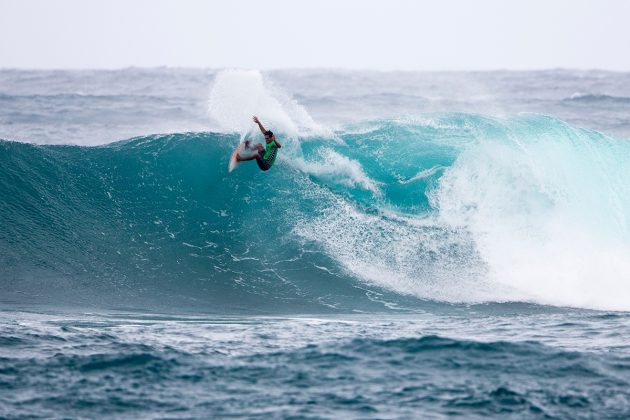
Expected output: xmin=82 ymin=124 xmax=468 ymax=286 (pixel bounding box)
xmin=236 ymin=116 xmax=282 ymax=171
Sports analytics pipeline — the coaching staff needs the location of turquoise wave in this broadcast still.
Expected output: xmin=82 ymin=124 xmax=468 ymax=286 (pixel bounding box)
xmin=1 ymin=113 xmax=629 ymax=311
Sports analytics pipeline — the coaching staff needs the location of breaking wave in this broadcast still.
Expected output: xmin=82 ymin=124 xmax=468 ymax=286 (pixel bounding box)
xmin=2 ymin=109 xmax=629 ymax=312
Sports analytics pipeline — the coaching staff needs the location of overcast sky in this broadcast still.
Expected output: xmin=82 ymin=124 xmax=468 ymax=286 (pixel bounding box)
xmin=1 ymin=0 xmax=629 ymax=70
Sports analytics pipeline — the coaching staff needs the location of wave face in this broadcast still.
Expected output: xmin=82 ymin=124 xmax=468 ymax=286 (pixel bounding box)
xmin=2 ymin=112 xmax=629 ymax=312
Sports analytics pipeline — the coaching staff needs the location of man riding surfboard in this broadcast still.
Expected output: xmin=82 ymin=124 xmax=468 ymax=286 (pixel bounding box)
xmin=236 ymin=116 xmax=282 ymax=171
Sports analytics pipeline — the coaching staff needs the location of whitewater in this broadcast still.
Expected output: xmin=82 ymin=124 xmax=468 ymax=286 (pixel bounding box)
xmin=2 ymin=68 xmax=630 ymax=418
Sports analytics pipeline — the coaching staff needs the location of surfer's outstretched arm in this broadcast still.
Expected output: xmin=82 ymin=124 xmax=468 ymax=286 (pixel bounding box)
xmin=253 ymin=116 xmax=266 ymax=134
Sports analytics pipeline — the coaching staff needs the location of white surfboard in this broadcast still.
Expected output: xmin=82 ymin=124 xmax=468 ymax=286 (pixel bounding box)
xmin=228 ymin=141 xmax=257 ymax=173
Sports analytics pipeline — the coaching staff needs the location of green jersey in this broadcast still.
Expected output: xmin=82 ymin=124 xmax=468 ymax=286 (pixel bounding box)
xmin=262 ymin=140 xmax=279 ymax=168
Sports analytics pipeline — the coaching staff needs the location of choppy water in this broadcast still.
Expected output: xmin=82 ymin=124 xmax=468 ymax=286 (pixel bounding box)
xmin=1 ymin=68 xmax=630 ymax=418
xmin=2 ymin=310 xmax=630 ymax=419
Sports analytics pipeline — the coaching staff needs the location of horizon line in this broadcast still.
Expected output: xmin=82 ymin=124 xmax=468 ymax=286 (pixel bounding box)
xmin=1 ymin=66 xmax=629 ymax=74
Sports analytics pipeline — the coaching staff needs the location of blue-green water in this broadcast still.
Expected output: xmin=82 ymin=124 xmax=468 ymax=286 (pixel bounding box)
xmin=2 ymin=310 xmax=630 ymax=419
xmin=2 ymin=69 xmax=630 ymax=418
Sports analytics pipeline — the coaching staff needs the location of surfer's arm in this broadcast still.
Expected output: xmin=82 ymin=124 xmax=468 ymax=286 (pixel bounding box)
xmin=253 ymin=116 xmax=266 ymax=134
xmin=274 ymin=140 xmax=282 ymax=148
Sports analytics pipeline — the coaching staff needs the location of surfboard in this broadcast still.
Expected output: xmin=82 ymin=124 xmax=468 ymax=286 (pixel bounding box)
xmin=228 ymin=141 xmax=256 ymax=173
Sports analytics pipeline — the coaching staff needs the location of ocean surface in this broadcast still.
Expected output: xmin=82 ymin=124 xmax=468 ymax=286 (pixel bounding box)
xmin=1 ymin=68 xmax=630 ymax=418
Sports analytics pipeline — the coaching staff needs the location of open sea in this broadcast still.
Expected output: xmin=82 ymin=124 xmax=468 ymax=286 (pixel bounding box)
xmin=1 ymin=68 xmax=630 ymax=419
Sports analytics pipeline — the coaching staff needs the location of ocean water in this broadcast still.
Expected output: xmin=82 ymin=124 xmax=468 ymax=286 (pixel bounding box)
xmin=1 ymin=68 xmax=630 ymax=418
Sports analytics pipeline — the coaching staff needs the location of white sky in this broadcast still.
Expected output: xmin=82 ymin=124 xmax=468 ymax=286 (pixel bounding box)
xmin=1 ymin=0 xmax=629 ymax=70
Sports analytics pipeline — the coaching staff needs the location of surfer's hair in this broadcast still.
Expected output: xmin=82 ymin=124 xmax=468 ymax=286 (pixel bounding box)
xmin=264 ymin=130 xmax=274 ymax=138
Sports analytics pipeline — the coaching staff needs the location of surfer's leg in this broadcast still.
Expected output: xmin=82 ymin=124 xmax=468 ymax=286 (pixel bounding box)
xmin=244 ymin=140 xmax=259 ymax=150
xmin=236 ymin=153 xmax=259 ymax=162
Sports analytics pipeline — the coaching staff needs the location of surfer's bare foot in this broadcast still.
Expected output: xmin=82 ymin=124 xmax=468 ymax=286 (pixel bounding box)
xmin=235 ymin=153 xmax=242 ymax=161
